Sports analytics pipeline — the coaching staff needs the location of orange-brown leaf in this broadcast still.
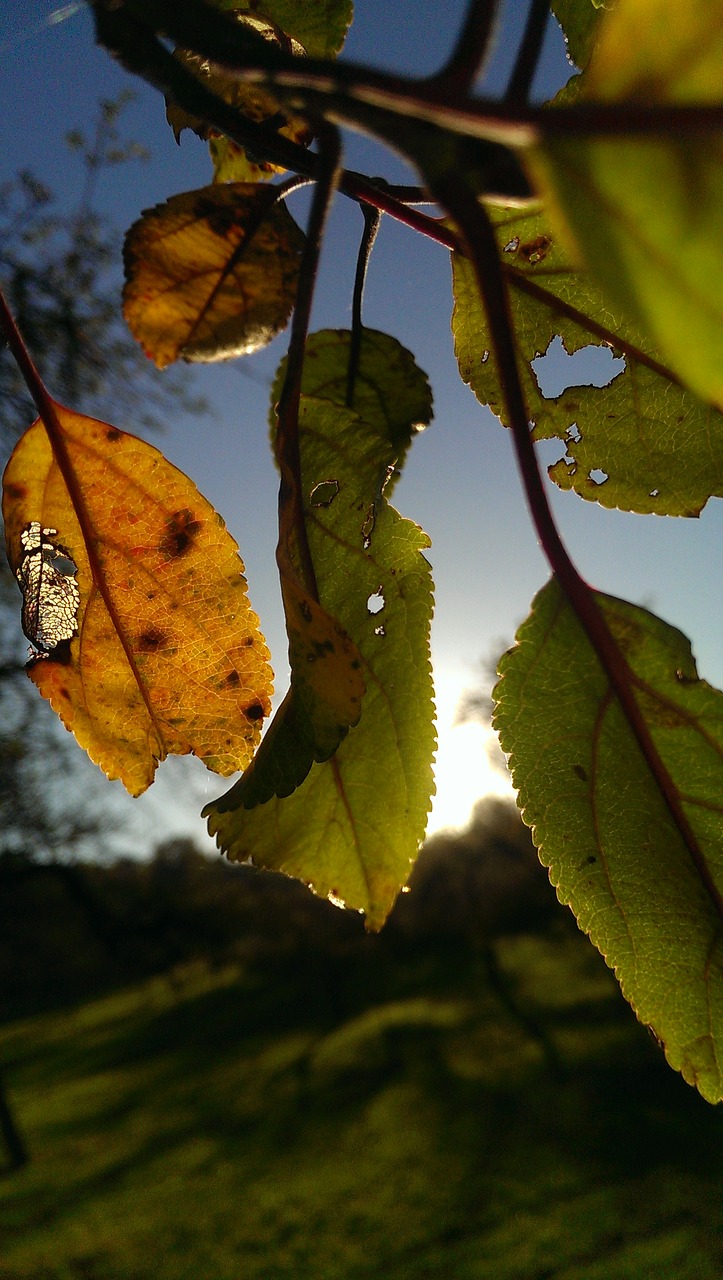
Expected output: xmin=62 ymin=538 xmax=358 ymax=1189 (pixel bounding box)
xmin=2 ymin=404 xmax=273 ymax=795
xmin=123 ymin=183 xmax=304 ymax=369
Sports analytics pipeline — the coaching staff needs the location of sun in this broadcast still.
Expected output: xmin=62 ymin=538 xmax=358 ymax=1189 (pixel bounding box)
xmin=427 ymin=665 xmax=514 ymax=836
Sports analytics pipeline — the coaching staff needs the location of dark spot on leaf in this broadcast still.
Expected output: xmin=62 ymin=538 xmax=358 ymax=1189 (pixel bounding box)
xmin=160 ymin=509 xmax=202 ymax=558
xmin=5 ymin=482 xmax=27 ymax=500
xmin=573 ymin=763 xmax=588 ymax=782
xmin=519 ymin=234 xmax=552 ymax=265
xmin=244 ymin=636 xmax=255 ymax=647
xmin=138 ymin=627 xmax=167 ymax=651
xmin=351 ymin=659 xmax=361 ymax=670
xmin=244 ymin=702 xmax=265 ymax=721
xmin=299 ymin=600 xmax=312 ymax=623
xmin=106 ymin=428 xmax=122 ymax=442
xmin=313 ymin=639 xmax=334 ymax=657
xmin=225 ymin=669 xmax=241 ymax=686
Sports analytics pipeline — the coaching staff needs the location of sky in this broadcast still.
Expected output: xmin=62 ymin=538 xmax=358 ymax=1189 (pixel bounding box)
xmin=2 ymin=0 xmax=722 ymax=846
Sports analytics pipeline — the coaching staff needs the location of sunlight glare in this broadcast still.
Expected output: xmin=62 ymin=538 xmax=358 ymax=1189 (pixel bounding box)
xmin=427 ymin=666 xmax=513 ymax=836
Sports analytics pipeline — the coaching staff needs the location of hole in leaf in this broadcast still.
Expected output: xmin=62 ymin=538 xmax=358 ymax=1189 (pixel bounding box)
xmin=367 ymin=589 xmax=385 ymax=615
xmin=588 ymin=468 xmax=608 ymax=486
xmin=532 ymin=336 xmax=626 ymax=399
xmin=503 ymin=236 xmax=519 ymax=253
xmin=310 ymin=479 xmax=339 ymax=508
xmin=374 ymin=623 xmax=386 ymax=637
xmin=16 ymin=522 xmax=80 ymax=655
xmin=566 ymin=423 xmax=582 ymax=444
xmin=649 ymin=488 xmax=660 ymax=498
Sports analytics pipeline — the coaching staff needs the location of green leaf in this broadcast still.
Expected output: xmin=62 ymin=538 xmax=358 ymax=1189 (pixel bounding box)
xmin=493 ymin=579 xmax=723 ymax=1103
xmin=270 ymin=327 xmax=434 ymax=472
xmin=451 ymin=203 xmax=723 ymax=515
xmin=530 ymin=0 xmax=723 ymax=409
xmin=213 ymin=0 xmax=354 ymax=58
xmin=550 ymin=0 xmax=607 ymax=73
xmin=205 ymin=396 xmax=435 ymax=929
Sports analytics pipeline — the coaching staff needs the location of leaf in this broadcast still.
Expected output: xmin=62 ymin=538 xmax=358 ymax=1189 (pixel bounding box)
xmin=2 ymin=404 xmax=273 ymax=796
xmin=493 ymin=578 xmax=723 ymax=1103
xmin=270 ymin=327 xmax=434 ymax=474
xmin=451 ymin=203 xmax=723 ymax=515
xmin=529 ymin=0 xmax=723 ymax=409
xmin=205 ymin=396 xmax=435 ymax=929
xmin=228 ymin=328 xmax=433 ymax=805
xmin=212 ymin=0 xmax=354 ymax=58
xmin=123 ymin=183 xmax=304 ymax=369
xmin=166 ymin=20 xmax=312 ymax=185
xmin=550 ymin=0 xmax=607 ymax=73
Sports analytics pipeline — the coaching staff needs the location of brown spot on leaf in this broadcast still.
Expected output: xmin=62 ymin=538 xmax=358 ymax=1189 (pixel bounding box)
xmin=160 ymin=509 xmax=202 ymax=558
xmin=225 ymin=669 xmax=241 ymax=686
xmin=5 ymin=482 xmax=27 ymax=500
xmin=138 ymin=627 xmax=167 ymax=652
xmin=573 ymin=763 xmax=588 ymax=782
xmin=519 ymin=235 xmax=552 ymax=265
xmin=244 ymin=702 xmax=265 ymax=721
xmin=106 ymin=428 xmax=122 ymax=442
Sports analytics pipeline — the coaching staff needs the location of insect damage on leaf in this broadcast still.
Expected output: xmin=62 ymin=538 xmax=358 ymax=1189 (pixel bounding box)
xmin=16 ymin=522 xmax=80 ymax=657
xmin=2 ymin=405 xmax=274 ymax=796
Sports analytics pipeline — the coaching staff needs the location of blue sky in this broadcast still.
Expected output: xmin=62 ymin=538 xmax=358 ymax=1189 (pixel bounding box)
xmin=2 ymin=1 xmax=722 ymax=840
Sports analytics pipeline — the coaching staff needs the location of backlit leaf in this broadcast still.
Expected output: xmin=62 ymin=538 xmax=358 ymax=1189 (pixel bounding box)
xmin=213 ymin=0 xmax=354 ymax=58
xmin=205 ymin=396 xmax=435 ymax=929
xmin=451 ymin=203 xmax=723 ymax=515
xmin=166 ymin=19 xmax=311 ymax=185
xmin=2 ymin=405 xmax=273 ymax=796
xmin=494 ymin=579 xmax=723 ymax=1102
xmin=228 ymin=329 xmax=432 ymax=806
xmin=123 ymin=183 xmax=304 ymax=368
xmin=550 ymin=0 xmax=606 ymax=73
xmin=271 ymin=327 xmax=434 ymax=477
xmin=530 ymin=0 xmax=723 ymax=409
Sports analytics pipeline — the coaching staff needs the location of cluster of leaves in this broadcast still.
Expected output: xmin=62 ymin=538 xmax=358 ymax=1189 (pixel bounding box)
xmin=1 ymin=0 xmax=722 ymax=1101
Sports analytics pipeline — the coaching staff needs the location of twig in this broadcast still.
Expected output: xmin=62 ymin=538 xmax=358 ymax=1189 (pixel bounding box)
xmin=275 ymin=124 xmax=342 ymax=600
xmin=504 ymin=0 xmax=551 ymax=104
xmin=346 ymin=204 xmax=381 ymax=409
xmin=431 ymin=0 xmax=501 ymax=91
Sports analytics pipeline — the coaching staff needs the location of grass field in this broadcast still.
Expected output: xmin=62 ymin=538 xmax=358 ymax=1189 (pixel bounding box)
xmin=1 ymin=918 xmax=721 ymax=1280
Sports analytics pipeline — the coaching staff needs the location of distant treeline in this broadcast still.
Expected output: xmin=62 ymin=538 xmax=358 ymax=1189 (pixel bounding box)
xmin=1 ymin=799 xmax=573 ymax=1021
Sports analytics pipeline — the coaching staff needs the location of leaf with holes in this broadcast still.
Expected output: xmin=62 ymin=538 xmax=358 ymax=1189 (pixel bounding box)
xmin=205 ymin=395 xmax=435 ymax=929
xmin=493 ymin=578 xmax=723 ymax=1102
xmin=530 ymin=0 xmax=723 ymax=409
xmin=451 ymin=202 xmax=723 ymax=515
xmin=2 ymin=404 xmax=273 ymax=796
xmin=123 ymin=183 xmax=304 ymax=369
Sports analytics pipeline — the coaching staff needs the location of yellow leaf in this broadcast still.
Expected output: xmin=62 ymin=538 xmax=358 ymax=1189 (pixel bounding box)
xmin=2 ymin=404 xmax=273 ymax=795
xmin=123 ymin=183 xmax=304 ymax=369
